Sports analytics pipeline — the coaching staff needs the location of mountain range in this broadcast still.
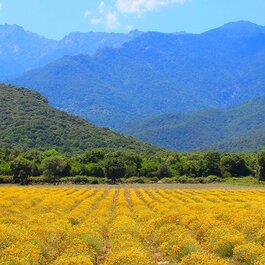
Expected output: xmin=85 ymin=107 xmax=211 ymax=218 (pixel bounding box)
xmin=13 ymin=21 xmax=265 ymax=131
xmin=0 ymin=83 xmax=156 ymax=153
xmin=0 ymin=24 xmax=141 ymax=80
xmin=1 ymin=21 xmax=265 ymax=152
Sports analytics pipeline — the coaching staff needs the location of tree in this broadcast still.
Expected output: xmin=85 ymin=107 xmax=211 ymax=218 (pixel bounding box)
xmin=157 ymin=164 xmax=171 ymax=179
xmin=139 ymin=160 xmax=158 ymax=178
xmin=79 ymin=149 xmax=105 ymax=164
xmin=258 ymin=151 xmax=265 ymax=181
xmin=105 ymin=158 xmax=126 ymax=184
xmin=10 ymin=157 xmax=33 ymax=185
xmin=220 ymin=154 xmax=251 ymax=178
xmin=204 ymin=151 xmax=221 ymax=177
xmin=42 ymin=156 xmax=71 ymax=185
xmin=0 ymin=161 xmax=11 ymax=176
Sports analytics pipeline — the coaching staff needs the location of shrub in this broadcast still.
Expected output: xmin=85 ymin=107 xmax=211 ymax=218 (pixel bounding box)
xmin=86 ymin=177 xmax=99 ymax=184
xmin=176 ymin=176 xmax=190 ymax=183
xmin=0 ymin=176 xmax=13 ymax=184
xmin=73 ymin=176 xmax=90 ymax=184
xmin=60 ymin=177 xmax=76 ymax=183
xmin=59 ymin=176 xmax=101 ymax=184
xmin=121 ymin=177 xmax=148 ymax=184
xmin=150 ymin=176 xmax=159 ymax=183
xmin=160 ymin=177 xmax=175 ymax=183
xmin=28 ymin=176 xmax=46 ymax=184
xmin=205 ymin=175 xmax=222 ymax=183
xmin=97 ymin=178 xmax=111 ymax=184
xmin=0 ymin=161 xmax=11 ymax=175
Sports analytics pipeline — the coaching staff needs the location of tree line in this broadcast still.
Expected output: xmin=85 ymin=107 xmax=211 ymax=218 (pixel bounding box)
xmin=1 ymin=148 xmax=265 ymax=185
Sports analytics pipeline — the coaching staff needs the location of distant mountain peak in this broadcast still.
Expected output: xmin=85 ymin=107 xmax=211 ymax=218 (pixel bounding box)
xmin=205 ymin=21 xmax=265 ymax=36
xmin=0 ymin=23 xmax=25 ymax=32
xmin=223 ymin=21 xmax=263 ymax=30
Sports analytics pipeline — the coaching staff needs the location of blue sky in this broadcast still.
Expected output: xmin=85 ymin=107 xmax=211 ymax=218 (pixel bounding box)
xmin=0 ymin=0 xmax=264 ymax=39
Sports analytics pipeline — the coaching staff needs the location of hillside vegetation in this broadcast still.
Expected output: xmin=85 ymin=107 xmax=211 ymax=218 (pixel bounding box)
xmin=122 ymin=98 xmax=265 ymax=152
xmin=14 ymin=21 xmax=265 ymax=129
xmin=0 ymin=84 xmax=156 ymax=153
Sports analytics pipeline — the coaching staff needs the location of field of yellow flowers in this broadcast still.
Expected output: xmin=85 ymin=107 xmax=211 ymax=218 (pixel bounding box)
xmin=1 ymin=187 xmax=265 ymax=264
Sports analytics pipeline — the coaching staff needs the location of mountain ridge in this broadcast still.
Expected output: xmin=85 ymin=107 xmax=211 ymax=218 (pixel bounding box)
xmin=0 ymin=24 xmax=142 ymax=80
xmin=122 ymin=97 xmax=265 ymax=152
xmin=13 ymin=21 xmax=265 ymax=129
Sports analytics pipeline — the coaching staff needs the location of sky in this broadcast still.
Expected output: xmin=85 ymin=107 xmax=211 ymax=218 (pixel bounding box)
xmin=0 ymin=0 xmax=264 ymax=39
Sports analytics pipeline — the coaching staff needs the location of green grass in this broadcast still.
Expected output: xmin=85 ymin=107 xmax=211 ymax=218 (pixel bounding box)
xmin=224 ymin=176 xmax=265 ymax=186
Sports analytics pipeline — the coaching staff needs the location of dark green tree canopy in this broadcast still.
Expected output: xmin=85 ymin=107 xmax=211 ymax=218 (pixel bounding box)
xmin=221 ymin=154 xmax=251 ymax=178
xmin=105 ymin=158 xmax=126 ymax=184
xmin=42 ymin=156 xmax=71 ymax=185
xmin=10 ymin=157 xmax=33 ymax=185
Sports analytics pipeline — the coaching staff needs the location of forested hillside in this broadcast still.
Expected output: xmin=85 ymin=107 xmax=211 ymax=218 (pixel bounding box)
xmin=122 ymin=98 xmax=265 ymax=152
xmin=14 ymin=21 xmax=265 ymax=129
xmin=0 ymin=84 xmax=156 ymax=153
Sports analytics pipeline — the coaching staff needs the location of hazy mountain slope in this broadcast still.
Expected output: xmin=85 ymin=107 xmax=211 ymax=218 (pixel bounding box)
xmin=14 ymin=21 xmax=265 ymax=129
xmin=122 ymin=98 xmax=265 ymax=152
xmin=0 ymin=24 xmax=141 ymax=80
xmin=0 ymin=24 xmax=57 ymax=80
xmin=13 ymin=55 xmax=143 ymax=128
xmin=0 ymin=84 xmax=157 ymax=153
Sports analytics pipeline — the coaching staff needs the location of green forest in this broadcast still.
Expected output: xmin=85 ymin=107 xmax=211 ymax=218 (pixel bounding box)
xmin=2 ymin=84 xmax=265 ymax=186
xmin=1 ymin=147 xmax=265 ymax=186
xmin=0 ymin=84 xmax=156 ymax=153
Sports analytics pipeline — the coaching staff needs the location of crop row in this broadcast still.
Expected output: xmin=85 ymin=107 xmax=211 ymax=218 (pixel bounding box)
xmin=1 ymin=187 xmax=265 ymax=264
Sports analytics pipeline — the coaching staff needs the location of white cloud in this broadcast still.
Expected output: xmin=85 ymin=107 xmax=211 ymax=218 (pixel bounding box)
xmin=116 ymin=0 xmax=188 ymax=14
xmin=84 ymin=9 xmax=92 ymax=18
xmin=86 ymin=2 xmax=121 ymax=30
xmin=85 ymin=0 xmax=189 ymax=30
xmin=106 ymin=11 xmax=120 ymax=29
xmin=98 ymin=1 xmax=106 ymax=14
xmin=90 ymin=18 xmax=102 ymax=25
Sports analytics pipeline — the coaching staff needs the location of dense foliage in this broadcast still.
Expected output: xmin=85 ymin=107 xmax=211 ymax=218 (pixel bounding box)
xmin=14 ymin=21 xmax=265 ymax=129
xmin=1 ymin=146 xmax=265 ymax=185
xmin=0 ymin=84 xmax=157 ymax=153
xmin=123 ymin=98 xmax=265 ymax=152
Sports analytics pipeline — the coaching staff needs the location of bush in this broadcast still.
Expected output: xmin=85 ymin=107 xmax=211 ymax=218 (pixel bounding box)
xmin=0 ymin=176 xmax=13 ymax=184
xmin=86 ymin=177 xmax=99 ymax=184
xmin=161 ymin=175 xmax=223 ymax=184
xmin=150 ymin=177 xmax=159 ymax=183
xmin=97 ymin=178 xmax=112 ymax=184
xmin=225 ymin=176 xmax=262 ymax=186
xmin=160 ymin=177 xmax=175 ymax=183
xmin=177 ymin=176 xmax=191 ymax=184
xmin=28 ymin=176 xmax=47 ymax=184
xmin=205 ymin=175 xmax=222 ymax=183
xmin=60 ymin=176 xmax=102 ymax=184
xmin=0 ymin=161 xmax=11 ymax=175
xmin=73 ymin=176 xmax=90 ymax=184
xmin=121 ymin=177 xmax=150 ymax=184
xmin=60 ymin=177 xmax=76 ymax=183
